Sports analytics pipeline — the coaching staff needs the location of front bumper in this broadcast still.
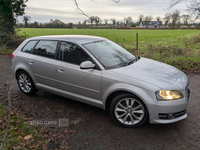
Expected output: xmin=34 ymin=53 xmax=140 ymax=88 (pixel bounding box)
xmin=149 ymin=87 xmax=190 ymax=124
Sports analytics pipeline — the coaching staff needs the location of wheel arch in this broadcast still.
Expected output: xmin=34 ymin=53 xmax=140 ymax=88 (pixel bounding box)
xmin=108 ymin=90 xmax=150 ymax=127
xmin=15 ymin=68 xmax=37 ymax=89
xmin=15 ymin=69 xmax=27 ymax=79
xmin=105 ymin=90 xmax=148 ymax=113
xmin=15 ymin=67 xmax=35 ymax=83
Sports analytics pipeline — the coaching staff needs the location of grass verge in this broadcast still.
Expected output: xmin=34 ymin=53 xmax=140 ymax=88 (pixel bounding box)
xmin=120 ymin=33 xmax=200 ymax=73
xmin=0 ymin=48 xmax=15 ymax=55
xmin=0 ymin=103 xmax=47 ymax=149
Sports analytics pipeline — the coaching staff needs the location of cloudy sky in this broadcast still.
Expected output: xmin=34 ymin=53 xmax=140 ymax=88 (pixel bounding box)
xmin=17 ymin=0 xmax=189 ymax=24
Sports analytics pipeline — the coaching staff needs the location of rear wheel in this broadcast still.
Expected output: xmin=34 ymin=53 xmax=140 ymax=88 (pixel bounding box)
xmin=17 ymin=71 xmax=37 ymax=95
xmin=110 ymin=94 xmax=148 ymax=128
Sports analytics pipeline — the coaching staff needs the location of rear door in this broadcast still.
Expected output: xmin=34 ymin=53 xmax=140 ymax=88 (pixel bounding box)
xmin=19 ymin=40 xmax=38 ymax=75
xmin=28 ymin=40 xmax=58 ymax=93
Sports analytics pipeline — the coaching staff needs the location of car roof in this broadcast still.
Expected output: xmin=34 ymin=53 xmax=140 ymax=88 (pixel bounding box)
xmin=27 ymin=35 xmax=107 ymax=45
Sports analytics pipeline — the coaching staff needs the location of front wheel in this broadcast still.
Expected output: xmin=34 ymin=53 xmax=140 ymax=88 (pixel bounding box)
xmin=110 ymin=94 xmax=148 ymax=128
xmin=17 ymin=71 xmax=37 ymax=95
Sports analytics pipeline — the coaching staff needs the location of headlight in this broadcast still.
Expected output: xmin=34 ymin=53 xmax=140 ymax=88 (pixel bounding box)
xmin=156 ymin=90 xmax=184 ymax=101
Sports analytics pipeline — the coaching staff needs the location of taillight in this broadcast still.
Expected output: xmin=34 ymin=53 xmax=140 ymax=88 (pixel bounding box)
xmin=11 ymin=53 xmax=14 ymax=59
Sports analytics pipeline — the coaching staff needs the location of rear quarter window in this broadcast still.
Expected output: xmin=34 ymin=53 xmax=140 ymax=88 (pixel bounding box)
xmin=21 ymin=41 xmax=38 ymax=53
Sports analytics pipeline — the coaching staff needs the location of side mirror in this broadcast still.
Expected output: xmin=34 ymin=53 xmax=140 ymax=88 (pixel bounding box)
xmin=80 ymin=61 xmax=95 ymax=69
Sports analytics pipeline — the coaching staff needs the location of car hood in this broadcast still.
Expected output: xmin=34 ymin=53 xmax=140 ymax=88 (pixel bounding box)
xmin=110 ymin=57 xmax=188 ymax=90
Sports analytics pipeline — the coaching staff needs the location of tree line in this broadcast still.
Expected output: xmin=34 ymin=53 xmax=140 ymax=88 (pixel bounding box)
xmin=17 ymin=18 xmax=74 ymax=28
xmin=17 ymin=11 xmax=198 ymax=29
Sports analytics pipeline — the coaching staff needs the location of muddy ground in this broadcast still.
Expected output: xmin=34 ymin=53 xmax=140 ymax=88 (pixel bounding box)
xmin=0 ymin=54 xmax=200 ymax=150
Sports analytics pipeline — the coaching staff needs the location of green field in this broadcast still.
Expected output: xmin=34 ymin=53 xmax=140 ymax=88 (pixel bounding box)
xmin=12 ymin=28 xmax=200 ymax=71
xmin=19 ymin=28 xmax=199 ymax=47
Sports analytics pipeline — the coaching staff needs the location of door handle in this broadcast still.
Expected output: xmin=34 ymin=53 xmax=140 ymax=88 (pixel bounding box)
xmin=29 ymin=60 xmax=34 ymax=65
xmin=58 ymin=67 xmax=65 ymax=73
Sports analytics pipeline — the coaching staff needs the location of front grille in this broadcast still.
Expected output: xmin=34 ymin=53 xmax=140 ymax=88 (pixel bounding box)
xmin=159 ymin=110 xmax=186 ymax=119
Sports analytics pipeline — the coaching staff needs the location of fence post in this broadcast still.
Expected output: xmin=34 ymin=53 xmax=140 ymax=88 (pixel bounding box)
xmin=136 ymin=33 xmax=139 ymax=55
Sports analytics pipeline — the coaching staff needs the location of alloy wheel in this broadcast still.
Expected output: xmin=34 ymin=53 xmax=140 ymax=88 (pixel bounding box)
xmin=114 ymin=98 xmax=145 ymax=125
xmin=18 ymin=73 xmax=32 ymax=93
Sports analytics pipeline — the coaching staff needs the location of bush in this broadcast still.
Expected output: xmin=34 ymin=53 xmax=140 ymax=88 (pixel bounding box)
xmin=143 ymin=44 xmax=194 ymax=60
xmin=0 ymin=28 xmax=26 ymax=54
xmin=191 ymin=33 xmax=200 ymax=44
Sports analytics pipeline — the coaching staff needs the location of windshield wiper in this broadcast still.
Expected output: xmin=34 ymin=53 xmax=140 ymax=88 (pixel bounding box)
xmin=127 ymin=59 xmax=136 ymax=65
xmin=126 ymin=56 xmax=140 ymax=66
xmin=126 ymin=58 xmax=136 ymax=66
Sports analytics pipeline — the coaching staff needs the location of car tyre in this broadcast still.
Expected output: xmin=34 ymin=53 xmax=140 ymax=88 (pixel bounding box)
xmin=17 ymin=71 xmax=37 ymax=95
xmin=110 ymin=94 xmax=148 ymax=128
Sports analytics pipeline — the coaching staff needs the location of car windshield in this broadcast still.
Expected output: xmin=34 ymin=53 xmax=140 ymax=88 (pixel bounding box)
xmin=83 ymin=40 xmax=136 ymax=69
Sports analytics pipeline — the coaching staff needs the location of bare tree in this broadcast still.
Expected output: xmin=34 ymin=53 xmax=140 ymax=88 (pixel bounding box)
xmin=169 ymin=0 xmax=184 ymax=7
xmin=104 ymin=19 xmax=108 ymax=25
xmin=23 ymin=16 xmax=31 ymax=28
xmin=139 ymin=14 xmax=144 ymax=22
xmin=74 ymin=0 xmax=121 ymax=18
xmin=182 ymin=14 xmax=190 ymax=25
xmin=94 ymin=16 xmax=101 ymax=27
xmin=111 ymin=18 xmax=116 ymax=26
xmin=156 ymin=16 xmax=161 ymax=27
xmin=89 ymin=16 xmax=95 ymax=25
xmin=187 ymin=0 xmax=200 ymax=20
xmin=123 ymin=16 xmax=132 ymax=27
xmin=83 ymin=20 xmax=87 ymax=25
xmin=169 ymin=0 xmax=200 ymax=20
xmin=156 ymin=16 xmax=161 ymax=22
xmin=143 ymin=15 xmax=153 ymax=21
xmin=116 ymin=21 xmax=120 ymax=26
xmin=171 ymin=10 xmax=181 ymax=28
xmin=163 ymin=13 xmax=171 ymax=26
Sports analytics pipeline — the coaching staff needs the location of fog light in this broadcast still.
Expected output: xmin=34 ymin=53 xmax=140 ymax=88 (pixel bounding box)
xmin=159 ymin=110 xmax=186 ymax=119
xmin=159 ymin=113 xmax=174 ymax=119
xmin=168 ymin=114 xmax=174 ymax=119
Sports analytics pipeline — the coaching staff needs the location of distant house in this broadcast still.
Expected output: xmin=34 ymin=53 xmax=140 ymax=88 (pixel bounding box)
xmin=139 ymin=21 xmax=163 ymax=28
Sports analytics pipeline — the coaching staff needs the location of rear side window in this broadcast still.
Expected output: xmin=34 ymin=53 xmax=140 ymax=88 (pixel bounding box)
xmin=32 ymin=40 xmax=58 ymax=59
xmin=21 ymin=41 xmax=38 ymax=53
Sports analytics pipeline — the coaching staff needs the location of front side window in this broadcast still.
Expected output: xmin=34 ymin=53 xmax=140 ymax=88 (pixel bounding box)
xmin=22 ymin=41 xmax=38 ymax=53
xmin=32 ymin=40 xmax=58 ymax=58
xmin=59 ymin=42 xmax=90 ymax=65
xmin=83 ymin=40 xmax=136 ymax=69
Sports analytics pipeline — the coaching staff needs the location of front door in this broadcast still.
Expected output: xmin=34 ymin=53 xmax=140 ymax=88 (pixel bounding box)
xmin=56 ymin=41 xmax=102 ymax=106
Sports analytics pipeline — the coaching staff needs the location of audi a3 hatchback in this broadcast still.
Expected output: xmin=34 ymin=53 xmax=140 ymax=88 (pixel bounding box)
xmin=12 ymin=35 xmax=190 ymax=127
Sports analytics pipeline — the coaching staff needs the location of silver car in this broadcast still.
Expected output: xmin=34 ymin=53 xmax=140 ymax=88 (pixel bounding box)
xmin=12 ymin=35 xmax=190 ymax=128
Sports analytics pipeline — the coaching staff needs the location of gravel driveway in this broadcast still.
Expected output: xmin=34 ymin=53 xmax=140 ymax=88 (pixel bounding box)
xmin=0 ymin=54 xmax=200 ymax=150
